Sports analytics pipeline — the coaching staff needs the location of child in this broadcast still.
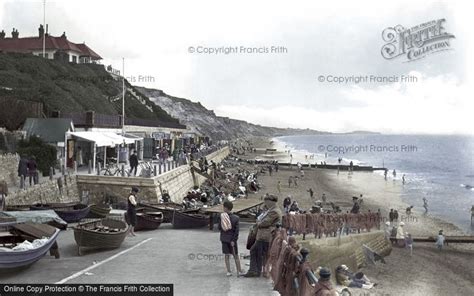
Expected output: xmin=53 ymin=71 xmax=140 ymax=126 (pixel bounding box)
xmin=218 ymin=201 xmax=244 ymax=276
xmin=405 ymin=233 xmax=413 ymax=256
xmin=436 ymin=230 xmax=445 ymax=250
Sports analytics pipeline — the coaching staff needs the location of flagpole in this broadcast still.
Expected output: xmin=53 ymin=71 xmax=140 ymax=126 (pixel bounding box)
xmin=122 ymin=57 xmax=125 ymax=135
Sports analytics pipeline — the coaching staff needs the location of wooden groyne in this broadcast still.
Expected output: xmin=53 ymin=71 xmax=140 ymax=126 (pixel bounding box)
xmin=277 ymin=163 xmax=386 ymax=172
xmin=410 ymin=236 xmax=474 ymax=244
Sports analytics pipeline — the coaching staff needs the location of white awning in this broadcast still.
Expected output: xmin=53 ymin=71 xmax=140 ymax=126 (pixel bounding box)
xmin=67 ymin=132 xmax=142 ymax=147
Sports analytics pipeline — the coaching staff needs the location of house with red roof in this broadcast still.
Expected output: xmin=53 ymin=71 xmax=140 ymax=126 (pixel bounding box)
xmin=0 ymin=25 xmax=101 ymax=63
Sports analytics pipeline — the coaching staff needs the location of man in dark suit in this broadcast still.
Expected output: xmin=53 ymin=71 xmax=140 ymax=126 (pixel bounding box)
xmin=244 ymin=194 xmax=282 ymax=277
xmin=129 ymin=151 xmax=139 ymax=176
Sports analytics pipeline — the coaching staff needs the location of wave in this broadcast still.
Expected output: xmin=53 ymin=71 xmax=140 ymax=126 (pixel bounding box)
xmin=460 ymin=184 xmax=474 ymax=191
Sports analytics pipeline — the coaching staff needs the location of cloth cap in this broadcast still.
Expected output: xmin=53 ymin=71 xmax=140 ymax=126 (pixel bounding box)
xmin=131 ymin=187 xmax=139 ymax=193
xmin=319 ymin=268 xmax=331 ymax=278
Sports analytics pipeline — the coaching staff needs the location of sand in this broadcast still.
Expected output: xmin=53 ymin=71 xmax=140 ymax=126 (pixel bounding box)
xmin=233 ymin=136 xmax=474 ymax=296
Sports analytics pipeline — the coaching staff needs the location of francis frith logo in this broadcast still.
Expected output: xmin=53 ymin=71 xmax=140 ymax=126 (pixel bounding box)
xmin=381 ymin=19 xmax=455 ymax=62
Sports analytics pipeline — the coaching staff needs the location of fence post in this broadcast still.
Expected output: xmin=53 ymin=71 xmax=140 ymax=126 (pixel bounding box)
xmin=20 ymin=175 xmax=25 ymax=190
xmin=167 ymin=161 xmax=171 ymax=171
xmin=88 ymin=160 xmax=92 ymax=174
xmin=97 ymin=163 xmax=101 ymax=175
xmin=159 ymin=164 xmax=162 ymax=175
xmin=154 ymin=165 xmax=157 ymax=176
xmin=74 ymin=161 xmax=78 ymax=174
xmin=49 ymin=167 xmax=54 ymax=180
xmin=163 ymin=163 xmax=167 ymax=173
xmin=57 ymin=177 xmax=63 ymax=196
xmin=122 ymin=164 xmax=125 ymax=177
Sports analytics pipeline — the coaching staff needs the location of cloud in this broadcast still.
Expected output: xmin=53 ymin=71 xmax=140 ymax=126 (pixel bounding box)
xmin=215 ymin=72 xmax=473 ymax=134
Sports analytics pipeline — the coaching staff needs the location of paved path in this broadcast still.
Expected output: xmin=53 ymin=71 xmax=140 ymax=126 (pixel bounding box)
xmin=0 ymin=223 xmax=278 ymax=296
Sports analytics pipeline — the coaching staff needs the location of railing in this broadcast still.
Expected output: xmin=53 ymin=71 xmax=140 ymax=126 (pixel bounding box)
xmin=57 ymin=111 xmax=185 ymax=129
xmin=125 ymin=117 xmax=186 ymax=129
xmin=60 ymin=112 xmax=88 ymax=126
xmin=94 ymin=113 xmax=121 ymax=128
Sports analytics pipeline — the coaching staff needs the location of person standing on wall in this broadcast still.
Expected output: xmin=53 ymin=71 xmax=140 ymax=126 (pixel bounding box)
xmin=27 ymin=156 xmax=38 ymax=186
xmin=17 ymin=154 xmax=28 ymax=188
xmin=129 ymin=150 xmax=139 ymax=176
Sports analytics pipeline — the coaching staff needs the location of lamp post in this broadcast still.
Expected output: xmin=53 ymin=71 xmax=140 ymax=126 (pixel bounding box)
xmin=122 ymin=57 xmax=125 ymax=135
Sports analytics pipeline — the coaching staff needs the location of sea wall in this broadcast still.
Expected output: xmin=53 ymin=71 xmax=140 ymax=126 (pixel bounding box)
xmin=76 ymin=146 xmax=229 ymax=204
xmin=5 ymin=175 xmax=80 ymax=205
xmin=205 ymin=146 xmax=230 ymax=164
xmin=76 ymin=165 xmax=207 ymax=204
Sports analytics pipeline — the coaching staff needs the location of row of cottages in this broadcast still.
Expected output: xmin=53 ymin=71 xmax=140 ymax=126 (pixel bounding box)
xmin=0 ymin=25 xmax=101 ymax=63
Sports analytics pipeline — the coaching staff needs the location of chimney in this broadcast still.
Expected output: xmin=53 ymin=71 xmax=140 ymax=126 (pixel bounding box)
xmin=11 ymin=28 xmax=19 ymax=39
xmin=0 ymin=30 xmax=5 ymax=39
xmin=38 ymin=24 xmax=44 ymax=38
xmin=61 ymin=31 xmax=66 ymax=38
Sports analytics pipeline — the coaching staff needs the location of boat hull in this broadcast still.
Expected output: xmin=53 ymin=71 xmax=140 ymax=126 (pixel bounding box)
xmin=126 ymin=212 xmax=163 ymax=231
xmin=86 ymin=204 xmax=112 ymax=218
xmin=172 ymin=211 xmax=208 ymax=229
xmin=73 ymin=218 xmax=129 ymax=255
xmin=54 ymin=204 xmax=91 ymax=223
xmin=0 ymin=229 xmax=60 ymax=269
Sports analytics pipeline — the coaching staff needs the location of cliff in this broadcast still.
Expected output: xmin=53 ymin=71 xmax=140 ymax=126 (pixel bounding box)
xmin=137 ymin=86 xmax=329 ymax=140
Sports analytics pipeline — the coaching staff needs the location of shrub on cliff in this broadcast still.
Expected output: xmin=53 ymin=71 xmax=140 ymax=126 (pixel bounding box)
xmin=17 ymin=136 xmax=57 ymax=176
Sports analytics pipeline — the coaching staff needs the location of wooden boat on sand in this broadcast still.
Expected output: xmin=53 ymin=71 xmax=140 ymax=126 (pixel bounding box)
xmin=73 ymin=218 xmax=129 ymax=255
xmin=139 ymin=202 xmax=199 ymax=223
xmin=172 ymin=211 xmax=208 ymax=229
xmin=86 ymin=204 xmax=112 ymax=218
xmin=54 ymin=204 xmax=90 ymax=223
xmin=126 ymin=211 xmax=163 ymax=231
xmin=0 ymin=223 xmax=60 ymax=269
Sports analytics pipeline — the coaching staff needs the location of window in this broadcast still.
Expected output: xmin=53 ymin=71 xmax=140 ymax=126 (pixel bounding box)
xmin=72 ymin=55 xmax=77 ymax=63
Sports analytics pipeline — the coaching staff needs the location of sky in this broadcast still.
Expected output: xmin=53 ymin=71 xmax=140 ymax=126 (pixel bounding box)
xmin=1 ymin=0 xmax=473 ymax=134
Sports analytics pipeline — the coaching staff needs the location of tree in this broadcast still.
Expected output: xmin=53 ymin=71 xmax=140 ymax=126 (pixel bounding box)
xmin=17 ymin=136 xmax=57 ymax=176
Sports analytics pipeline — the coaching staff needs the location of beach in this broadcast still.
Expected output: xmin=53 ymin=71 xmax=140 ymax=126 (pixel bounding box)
xmin=237 ymin=136 xmax=474 ymax=296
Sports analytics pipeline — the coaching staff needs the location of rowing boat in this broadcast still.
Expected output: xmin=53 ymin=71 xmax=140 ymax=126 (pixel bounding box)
xmin=73 ymin=218 xmax=129 ymax=255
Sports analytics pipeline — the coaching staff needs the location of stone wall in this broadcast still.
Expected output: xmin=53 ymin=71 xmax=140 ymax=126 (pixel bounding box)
xmin=76 ymin=174 xmax=160 ymax=205
xmin=76 ymin=165 xmax=207 ymax=204
xmin=76 ymin=146 xmax=230 ymax=204
xmin=205 ymin=146 xmax=230 ymax=164
xmin=0 ymin=153 xmax=19 ymax=187
xmin=6 ymin=175 xmax=80 ymax=205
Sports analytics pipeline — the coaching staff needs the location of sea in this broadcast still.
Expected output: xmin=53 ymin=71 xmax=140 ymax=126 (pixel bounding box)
xmin=275 ymin=134 xmax=474 ymax=233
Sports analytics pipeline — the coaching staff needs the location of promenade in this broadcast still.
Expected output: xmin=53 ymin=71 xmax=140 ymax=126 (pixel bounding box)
xmin=0 ymin=223 xmax=277 ymax=296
